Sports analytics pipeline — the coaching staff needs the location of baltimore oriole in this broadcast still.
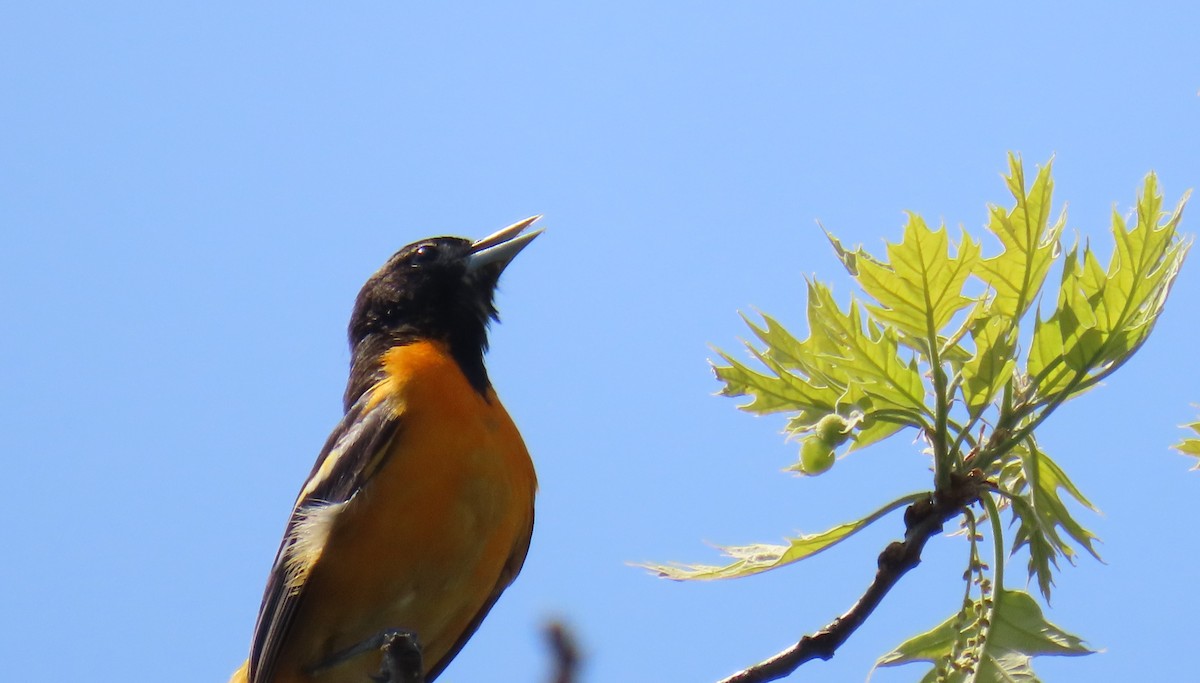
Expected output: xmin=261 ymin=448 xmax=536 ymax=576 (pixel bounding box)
xmin=229 ymin=217 xmax=542 ymax=683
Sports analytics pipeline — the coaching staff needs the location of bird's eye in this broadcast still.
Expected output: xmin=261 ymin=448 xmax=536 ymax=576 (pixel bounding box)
xmin=411 ymin=243 xmax=438 ymax=266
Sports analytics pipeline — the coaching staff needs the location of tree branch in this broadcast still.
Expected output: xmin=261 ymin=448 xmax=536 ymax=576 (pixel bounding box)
xmin=544 ymin=620 xmax=581 ymax=683
xmin=368 ymin=621 xmax=579 ymax=683
xmin=715 ymin=472 xmax=982 ymax=683
xmin=376 ymin=631 xmax=425 ymax=683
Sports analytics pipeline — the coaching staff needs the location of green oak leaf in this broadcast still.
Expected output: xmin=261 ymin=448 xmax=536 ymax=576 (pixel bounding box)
xmin=643 ymin=494 xmax=923 ymax=580
xmin=975 ymin=154 xmax=1065 ymax=321
xmin=712 ymin=345 xmax=841 ymax=415
xmin=961 ymin=315 xmax=1017 ymax=418
xmin=1173 ymin=417 xmax=1200 ymax=469
xmin=802 ymin=281 xmax=927 ymax=417
xmin=1028 ymin=175 xmax=1190 ymax=407
xmin=876 ymin=589 xmax=1093 ymax=682
xmin=1008 ymin=439 xmax=1100 ymax=601
xmin=829 ymin=214 xmax=981 ymax=356
xmin=1100 ymin=176 xmax=1190 ymax=341
xmin=715 ymin=282 xmax=927 ymax=455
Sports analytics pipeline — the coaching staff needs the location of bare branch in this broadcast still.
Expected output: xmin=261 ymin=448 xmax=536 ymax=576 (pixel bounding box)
xmin=716 ymin=472 xmax=982 ymax=683
xmin=377 ymin=631 xmax=425 ymax=683
xmin=545 ymin=620 xmax=582 ymax=683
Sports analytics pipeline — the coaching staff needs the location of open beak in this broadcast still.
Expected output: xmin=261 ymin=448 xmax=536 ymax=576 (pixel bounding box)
xmin=468 ymin=215 xmax=543 ymax=272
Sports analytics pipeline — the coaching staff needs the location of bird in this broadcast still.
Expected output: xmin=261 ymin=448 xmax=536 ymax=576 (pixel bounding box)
xmin=228 ymin=216 xmax=543 ymax=683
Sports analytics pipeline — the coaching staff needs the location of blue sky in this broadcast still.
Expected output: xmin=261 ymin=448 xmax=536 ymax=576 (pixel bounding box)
xmin=4 ymin=3 xmax=1198 ymax=682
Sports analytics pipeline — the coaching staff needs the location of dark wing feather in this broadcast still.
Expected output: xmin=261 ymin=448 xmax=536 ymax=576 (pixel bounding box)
xmin=248 ymin=391 xmax=403 ymax=683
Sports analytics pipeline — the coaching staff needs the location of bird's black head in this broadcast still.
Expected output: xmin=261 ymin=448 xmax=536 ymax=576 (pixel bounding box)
xmin=345 ymin=216 xmax=541 ymax=406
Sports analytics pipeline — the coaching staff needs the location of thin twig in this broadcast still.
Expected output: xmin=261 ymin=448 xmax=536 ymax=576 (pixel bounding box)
xmin=716 ymin=472 xmax=983 ymax=683
xmin=545 ymin=620 xmax=581 ymax=683
xmin=377 ymin=631 xmax=425 ymax=683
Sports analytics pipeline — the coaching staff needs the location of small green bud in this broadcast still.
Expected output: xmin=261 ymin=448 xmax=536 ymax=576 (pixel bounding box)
xmin=799 ymin=436 xmax=836 ymax=474
xmin=813 ymin=413 xmax=852 ymax=446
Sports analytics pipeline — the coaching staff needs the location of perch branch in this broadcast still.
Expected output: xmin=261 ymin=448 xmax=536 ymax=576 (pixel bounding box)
xmin=715 ymin=471 xmax=983 ymax=683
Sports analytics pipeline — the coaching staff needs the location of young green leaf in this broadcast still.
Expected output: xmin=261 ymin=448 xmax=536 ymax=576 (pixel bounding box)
xmin=643 ymin=494 xmax=924 ymax=580
xmin=1173 ymin=416 xmax=1200 ymax=469
xmin=1100 ymin=176 xmax=1191 ymax=345
xmin=713 ymin=346 xmax=841 ymax=415
xmin=875 ymin=589 xmax=1093 ymax=682
xmin=961 ymin=315 xmax=1018 ymax=417
xmin=830 ymin=215 xmax=981 ymax=356
xmin=1027 ymin=176 xmax=1190 ymax=409
xmin=1027 ymin=244 xmax=1111 ymax=399
xmin=804 ymin=281 xmax=928 ymax=416
xmin=1006 ymin=494 xmax=1059 ymax=603
xmin=716 ymin=281 xmax=928 ymax=456
xmin=745 ymin=310 xmax=833 ymax=380
xmin=975 ymin=154 xmax=1065 ymax=321
xmin=1008 ymin=439 xmax=1100 ymax=600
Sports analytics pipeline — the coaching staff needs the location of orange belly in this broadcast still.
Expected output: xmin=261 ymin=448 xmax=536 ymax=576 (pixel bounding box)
xmin=268 ymin=341 xmax=536 ymax=682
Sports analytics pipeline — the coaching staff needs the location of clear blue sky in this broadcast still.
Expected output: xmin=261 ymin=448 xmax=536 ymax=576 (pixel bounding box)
xmin=4 ymin=4 xmax=1198 ymax=682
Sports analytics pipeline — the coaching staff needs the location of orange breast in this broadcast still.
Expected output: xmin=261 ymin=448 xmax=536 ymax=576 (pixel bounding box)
xmin=272 ymin=341 xmax=536 ymax=683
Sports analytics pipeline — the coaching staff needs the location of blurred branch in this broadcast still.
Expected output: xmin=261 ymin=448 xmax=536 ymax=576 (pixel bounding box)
xmin=377 ymin=631 xmax=425 ymax=683
xmin=369 ymin=622 xmax=578 ymax=683
xmin=545 ymin=620 xmax=582 ymax=683
xmin=716 ymin=473 xmax=983 ymax=683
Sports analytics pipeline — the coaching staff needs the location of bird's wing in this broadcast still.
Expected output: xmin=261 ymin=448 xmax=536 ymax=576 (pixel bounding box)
xmin=248 ymin=389 xmax=403 ymax=683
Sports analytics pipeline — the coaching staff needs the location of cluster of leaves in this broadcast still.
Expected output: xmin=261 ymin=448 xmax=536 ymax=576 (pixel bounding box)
xmin=647 ymin=155 xmax=1190 ymax=681
xmin=875 ymin=498 xmax=1094 ymax=681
